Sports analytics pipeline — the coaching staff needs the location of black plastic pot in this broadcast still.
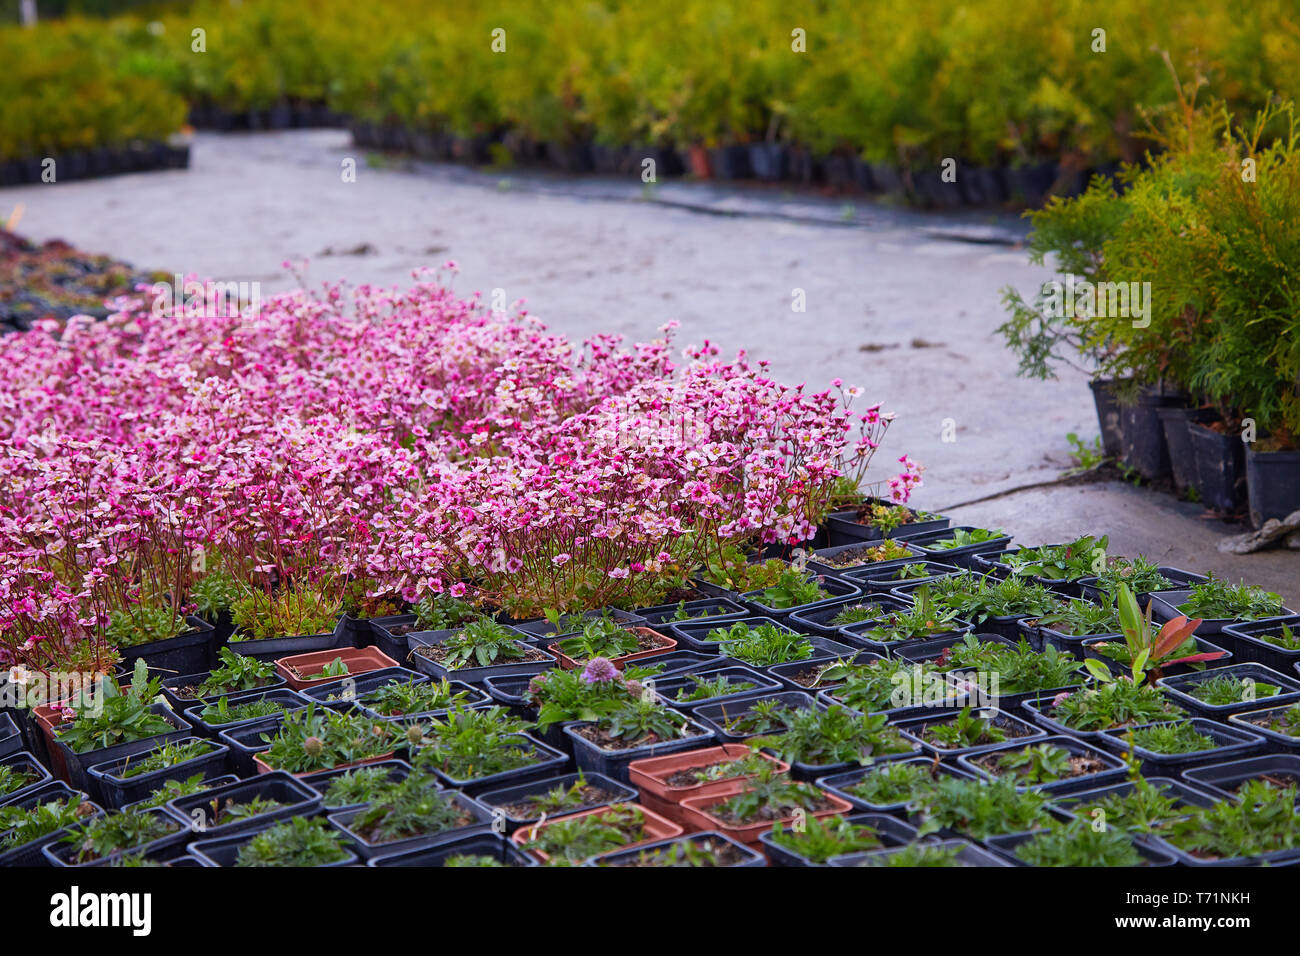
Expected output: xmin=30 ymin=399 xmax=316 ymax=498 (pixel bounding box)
xmin=1188 ymin=421 xmax=1246 ymax=512
xmin=709 ymin=145 xmax=752 ymax=180
xmin=748 ymin=142 xmax=788 ymax=181
xmin=843 ymin=560 xmax=962 ymax=592
xmin=407 ymin=630 xmax=555 ymax=684
xmin=225 ymin=615 xmax=353 ymax=661
xmin=622 ymin=648 xmax=726 ymax=678
xmin=635 ymin=597 xmax=749 ymax=628
xmin=51 ymin=703 xmax=192 ymax=800
xmin=788 ymin=594 xmax=911 ymax=637
xmin=329 ymin=788 xmax=494 ymax=860
xmin=1050 ymin=775 xmax=1219 ymax=845
xmin=895 ymin=527 xmax=1013 ymax=569
xmin=656 ymin=664 xmax=784 ymax=712
xmin=367 ymin=613 xmax=418 ymax=662
xmin=1145 ymin=589 xmax=1295 ymax=637
xmin=348 ymin=670 xmax=489 ymax=722
xmin=1076 ymin=566 xmax=1208 ymax=606
xmin=592 ymin=830 xmax=765 ymax=867
xmin=117 ymin=616 xmax=216 ymax=681
xmin=897 ymin=708 xmax=1048 ymax=759
xmin=1221 ymin=616 xmax=1300 ymax=673
xmin=187 ymin=818 xmax=359 ymax=867
xmin=43 ymin=805 xmax=187 ymax=868
xmin=87 ymin=736 xmax=231 ymax=809
xmin=475 ymin=771 xmax=637 ymax=834
xmin=767 ymin=652 xmax=882 ymax=694
xmin=1021 ymin=691 xmax=1188 ymax=745
xmin=160 ymin=667 xmax=288 ymax=713
xmin=1157 ymin=406 xmax=1210 ymax=498
xmin=806 ymin=540 xmax=926 ymax=576
xmin=668 ymin=614 xmax=794 ymax=650
xmin=829 ymin=837 xmax=1010 ymax=867
xmin=0 ymin=750 xmax=53 ymax=803
xmin=815 ymin=756 xmax=972 ymax=813
xmin=689 ymin=690 xmax=818 ymax=745
xmin=837 ymin=613 xmax=974 ymax=656
xmin=215 ymin=714 xmax=287 ymax=776
xmin=971 ymin=547 xmax=1099 ymax=599
xmin=1245 ymin=447 xmax=1300 ymax=526
xmin=337 ymin=613 xmax=372 ymax=649
xmin=294 ymin=666 xmax=426 ymax=712
xmin=565 ymin=718 xmax=713 ymax=785
xmin=1096 ymin=718 xmax=1264 ymax=778
xmin=825 ymin=502 xmax=950 ymax=546
xmin=0 ymin=782 xmax=103 ymax=867
xmin=1004 ymin=161 xmax=1059 ymax=207
xmin=369 ymin=830 xmax=536 ymax=866
xmin=1228 ymin=704 xmax=1300 ymax=754
xmin=759 ymin=811 xmax=919 ymax=866
xmin=301 ymin=759 xmax=414 ymax=813
xmin=984 ymin=828 xmax=1175 ymax=867
xmin=418 ymin=731 xmax=569 ymax=795
xmin=1119 ymin=388 xmax=1187 ymax=481
xmin=1181 ymin=754 xmax=1300 ymax=804
xmin=738 ymin=574 xmax=868 ymax=621
xmin=181 ymin=687 xmax=306 ymax=738
xmin=0 ymin=712 xmax=20 ymax=759
xmin=1156 ymin=663 xmax=1300 ymax=718
xmin=515 ymin=608 xmax=646 ymax=642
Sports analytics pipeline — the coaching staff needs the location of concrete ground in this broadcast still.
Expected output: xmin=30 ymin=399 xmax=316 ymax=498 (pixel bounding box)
xmin=7 ymin=129 xmax=1296 ymax=602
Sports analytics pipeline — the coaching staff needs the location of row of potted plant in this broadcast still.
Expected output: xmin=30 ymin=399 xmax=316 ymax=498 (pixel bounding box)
xmin=7 ymin=1 xmax=1300 ymax=201
xmin=999 ymin=94 xmax=1300 ymax=522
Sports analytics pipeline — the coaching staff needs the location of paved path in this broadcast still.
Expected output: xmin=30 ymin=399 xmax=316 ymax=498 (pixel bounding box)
xmin=8 ymin=130 xmax=1295 ymax=601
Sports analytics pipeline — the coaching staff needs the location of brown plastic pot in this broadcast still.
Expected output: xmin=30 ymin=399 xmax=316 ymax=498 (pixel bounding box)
xmin=510 ymin=801 xmax=683 ymax=864
xmin=677 ymin=779 xmax=853 ymax=847
xmin=33 ymin=703 xmax=73 ymax=781
xmin=252 ymin=749 xmax=397 ymax=778
xmin=274 ymin=647 xmax=399 ymax=691
xmin=627 ymin=743 xmax=789 ymax=827
xmin=548 ymin=627 xmax=677 ymax=671
xmin=687 ymin=144 xmax=713 ymax=179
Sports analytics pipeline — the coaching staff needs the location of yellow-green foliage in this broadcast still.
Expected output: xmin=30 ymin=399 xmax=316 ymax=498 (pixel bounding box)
xmin=1001 ymin=91 xmax=1300 ymax=445
xmin=4 ymin=0 xmax=1300 ymax=168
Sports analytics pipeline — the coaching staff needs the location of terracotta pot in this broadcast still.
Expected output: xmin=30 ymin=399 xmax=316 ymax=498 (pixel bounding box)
xmin=677 ymin=779 xmax=853 ymax=847
xmin=274 ymin=647 xmax=399 ymax=691
xmin=252 ymin=749 xmax=397 ymax=778
xmin=687 ymin=144 xmax=713 ymax=179
xmin=510 ymin=801 xmax=683 ymax=864
xmin=627 ymin=743 xmax=789 ymax=827
xmin=548 ymin=627 xmax=677 ymax=671
xmin=33 ymin=703 xmax=73 ymax=782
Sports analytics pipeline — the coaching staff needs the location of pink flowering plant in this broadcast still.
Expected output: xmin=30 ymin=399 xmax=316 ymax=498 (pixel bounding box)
xmin=0 ymin=268 xmax=919 ymax=674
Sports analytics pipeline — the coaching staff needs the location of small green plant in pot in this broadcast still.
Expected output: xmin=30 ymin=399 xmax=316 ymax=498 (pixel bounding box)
xmin=1000 ymin=534 xmax=1109 ymax=582
xmin=53 ymin=660 xmax=174 ymax=755
xmin=410 ymin=705 xmax=546 ymax=783
xmin=232 ymin=817 xmax=352 ymax=867
xmin=752 ymin=705 xmax=914 ymax=769
xmin=193 ymin=648 xmax=277 ymax=699
xmin=256 ymin=703 xmax=399 ymax=774
xmin=705 ymin=621 xmax=816 ymax=667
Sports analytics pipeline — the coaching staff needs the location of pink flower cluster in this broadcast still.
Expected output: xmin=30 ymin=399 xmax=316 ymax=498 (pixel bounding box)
xmin=0 ymin=272 xmax=919 ymax=670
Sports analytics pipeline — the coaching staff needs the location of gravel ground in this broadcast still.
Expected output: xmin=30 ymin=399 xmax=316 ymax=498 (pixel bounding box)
xmin=6 ymin=129 xmax=1295 ymax=601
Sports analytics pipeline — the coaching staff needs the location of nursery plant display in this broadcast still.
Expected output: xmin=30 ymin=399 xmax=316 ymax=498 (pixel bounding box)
xmin=1000 ymin=90 xmax=1300 ymax=519
xmin=254 ymin=703 xmax=400 ymax=775
xmin=919 ymin=573 xmax=1061 ymax=630
xmin=0 ymin=231 xmax=172 ymax=332
xmin=9 ymin=1 xmax=1299 ymax=205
